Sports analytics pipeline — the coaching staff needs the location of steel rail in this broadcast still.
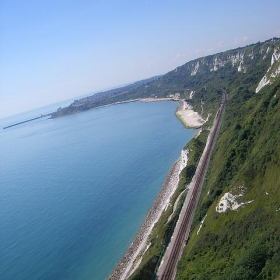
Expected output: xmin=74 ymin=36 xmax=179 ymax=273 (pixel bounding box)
xmin=157 ymin=90 xmax=227 ymax=280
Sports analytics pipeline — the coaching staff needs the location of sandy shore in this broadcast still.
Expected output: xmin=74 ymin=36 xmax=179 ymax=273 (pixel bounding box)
xmin=139 ymin=98 xmax=207 ymax=128
xmin=176 ymin=100 xmax=206 ymax=128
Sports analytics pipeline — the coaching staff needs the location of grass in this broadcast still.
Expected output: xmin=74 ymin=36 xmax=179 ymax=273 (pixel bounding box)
xmin=176 ymin=78 xmax=280 ymax=280
xmin=109 ymin=38 xmax=280 ymax=280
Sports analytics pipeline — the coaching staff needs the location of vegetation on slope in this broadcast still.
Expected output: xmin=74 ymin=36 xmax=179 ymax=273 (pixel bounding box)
xmin=127 ymin=38 xmax=280 ymax=280
xmin=126 ymin=38 xmax=280 ymax=279
xmin=176 ymin=79 xmax=280 ymax=279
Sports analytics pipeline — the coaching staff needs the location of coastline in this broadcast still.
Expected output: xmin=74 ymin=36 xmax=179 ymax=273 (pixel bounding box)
xmin=109 ymin=159 xmax=183 ymax=280
xmin=113 ymin=98 xmax=207 ymax=129
xmin=140 ymin=98 xmax=207 ymax=128
xmin=50 ymin=98 xmax=176 ymax=119
xmin=108 ymin=101 xmax=206 ymax=279
xmin=51 ymin=97 xmax=207 ymax=130
xmin=95 ymin=98 xmax=176 ymax=110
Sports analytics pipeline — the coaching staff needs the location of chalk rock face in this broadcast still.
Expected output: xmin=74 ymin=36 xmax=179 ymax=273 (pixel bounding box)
xmin=216 ymin=185 xmax=253 ymax=213
xmin=176 ymin=38 xmax=280 ymax=83
xmin=189 ymin=90 xmax=195 ymax=99
xmin=256 ymin=47 xmax=280 ymax=93
xmin=191 ymin=62 xmax=200 ymax=76
xmin=179 ymin=149 xmax=189 ymax=172
xmin=163 ymin=38 xmax=280 ymax=109
xmin=256 ymin=74 xmax=271 ymax=93
xmin=185 ymin=48 xmax=258 ymax=76
xmin=228 ymin=52 xmax=245 ymax=72
xmin=271 ymin=47 xmax=280 ymax=65
xmin=210 ymin=56 xmax=226 ymax=72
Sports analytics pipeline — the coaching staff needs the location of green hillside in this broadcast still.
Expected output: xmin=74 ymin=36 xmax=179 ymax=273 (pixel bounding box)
xmin=52 ymin=38 xmax=280 ymax=279
xmin=127 ymin=38 xmax=280 ymax=279
xmin=174 ymin=39 xmax=280 ymax=280
xmin=52 ymin=38 xmax=280 ymax=121
xmin=177 ymin=78 xmax=280 ymax=280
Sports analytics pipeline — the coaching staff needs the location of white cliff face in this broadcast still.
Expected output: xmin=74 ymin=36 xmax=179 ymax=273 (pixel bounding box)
xmin=216 ymin=185 xmax=253 ymax=213
xmin=238 ymin=61 xmax=246 ymax=73
xmin=191 ymin=61 xmax=200 ymax=76
xmin=231 ymin=52 xmax=246 ymax=73
xmin=229 ymin=52 xmax=244 ymax=67
xmin=248 ymin=50 xmax=254 ymax=60
xmin=179 ymin=149 xmax=189 ymax=172
xmin=256 ymin=75 xmax=270 ymax=93
xmin=187 ymin=41 xmax=279 ymax=81
xmin=266 ymin=46 xmax=271 ymax=53
xmin=256 ymin=47 xmax=280 ymax=93
xmin=210 ymin=56 xmax=226 ymax=72
xmin=189 ymin=90 xmax=195 ymax=99
xmin=208 ymin=51 xmax=246 ymax=73
xmin=263 ymin=46 xmax=271 ymax=60
xmin=271 ymin=64 xmax=280 ymax=78
xmin=271 ymin=48 xmax=280 ymax=65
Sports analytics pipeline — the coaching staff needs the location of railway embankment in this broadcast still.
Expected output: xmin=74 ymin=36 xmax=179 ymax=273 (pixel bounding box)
xmin=157 ymin=90 xmax=227 ymax=279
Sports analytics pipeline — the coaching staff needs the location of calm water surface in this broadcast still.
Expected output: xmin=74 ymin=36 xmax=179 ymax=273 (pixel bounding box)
xmin=0 ymin=101 xmax=195 ymax=280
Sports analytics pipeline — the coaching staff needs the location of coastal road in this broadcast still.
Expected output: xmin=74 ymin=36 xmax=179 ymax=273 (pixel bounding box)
xmin=157 ymin=90 xmax=227 ymax=280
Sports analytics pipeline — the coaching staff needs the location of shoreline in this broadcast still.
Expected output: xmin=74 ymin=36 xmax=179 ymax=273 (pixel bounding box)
xmin=114 ymin=98 xmax=207 ymax=129
xmin=50 ymin=98 xmax=177 ymax=119
xmin=51 ymin=98 xmax=207 ymax=130
xmin=176 ymin=100 xmax=206 ymax=128
xmin=108 ymin=101 xmax=206 ymax=279
xmin=109 ymin=157 xmax=185 ymax=280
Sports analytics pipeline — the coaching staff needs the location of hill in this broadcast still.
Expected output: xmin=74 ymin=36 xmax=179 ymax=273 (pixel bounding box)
xmin=124 ymin=38 xmax=280 ymax=279
xmin=51 ymin=38 xmax=280 ymax=123
xmin=177 ymin=75 xmax=280 ymax=280
xmin=51 ymin=37 xmax=280 ymax=279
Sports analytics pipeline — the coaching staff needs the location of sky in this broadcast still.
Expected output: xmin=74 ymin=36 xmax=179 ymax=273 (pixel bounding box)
xmin=1 ymin=0 xmax=280 ymax=118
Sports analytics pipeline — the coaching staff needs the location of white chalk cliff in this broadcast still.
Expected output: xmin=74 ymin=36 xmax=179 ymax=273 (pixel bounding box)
xmin=216 ymin=185 xmax=253 ymax=213
xmin=256 ymin=47 xmax=280 ymax=93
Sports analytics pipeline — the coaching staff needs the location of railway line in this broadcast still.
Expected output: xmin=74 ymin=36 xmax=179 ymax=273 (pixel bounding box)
xmin=157 ymin=90 xmax=227 ymax=280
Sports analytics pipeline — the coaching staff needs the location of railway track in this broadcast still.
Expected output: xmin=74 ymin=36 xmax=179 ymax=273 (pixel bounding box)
xmin=157 ymin=90 xmax=227 ymax=280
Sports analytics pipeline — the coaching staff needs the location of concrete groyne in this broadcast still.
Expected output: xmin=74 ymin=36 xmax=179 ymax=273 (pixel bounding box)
xmin=3 ymin=114 xmax=50 ymax=129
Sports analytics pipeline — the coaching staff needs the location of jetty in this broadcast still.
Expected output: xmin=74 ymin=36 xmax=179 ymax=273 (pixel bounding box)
xmin=3 ymin=114 xmax=51 ymax=129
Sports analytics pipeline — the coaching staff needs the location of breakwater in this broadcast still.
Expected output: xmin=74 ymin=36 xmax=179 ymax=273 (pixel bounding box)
xmin=3 ymin=114 xmax=50 ymax=129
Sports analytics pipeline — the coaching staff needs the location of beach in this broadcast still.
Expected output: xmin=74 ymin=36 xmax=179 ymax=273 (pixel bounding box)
xmin=140 ymin=98 xmax=207 ymax=128
xmin=139 ymin=98 xmax=208 ymax=128
xmin=176 ymin=100 xmax=206 ymax=128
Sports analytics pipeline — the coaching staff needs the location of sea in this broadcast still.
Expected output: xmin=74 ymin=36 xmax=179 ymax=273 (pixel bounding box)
xmin=0 ymin=100 xmax=195 ymax=280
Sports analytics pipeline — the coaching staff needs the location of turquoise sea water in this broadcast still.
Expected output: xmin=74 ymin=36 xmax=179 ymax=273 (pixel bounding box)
xmin=0 ymin=101 xmax=195 ymax=280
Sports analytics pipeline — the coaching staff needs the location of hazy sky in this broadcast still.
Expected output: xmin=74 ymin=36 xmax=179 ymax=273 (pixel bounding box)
xmin=1 ymin=0 xmax=280 ymax=118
